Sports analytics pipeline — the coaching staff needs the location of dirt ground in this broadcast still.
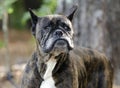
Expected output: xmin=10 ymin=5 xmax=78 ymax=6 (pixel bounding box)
xmin=0 ymin=30 xmax=120 ymax=88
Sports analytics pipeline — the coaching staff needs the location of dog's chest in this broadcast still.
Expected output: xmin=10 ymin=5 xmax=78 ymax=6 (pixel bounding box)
xmin=40 ymin=58 xmax=57 ymax=88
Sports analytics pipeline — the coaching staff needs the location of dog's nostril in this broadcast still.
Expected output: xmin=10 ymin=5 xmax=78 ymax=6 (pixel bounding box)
xmin=54 ymin=30 xmax=63 ymax=37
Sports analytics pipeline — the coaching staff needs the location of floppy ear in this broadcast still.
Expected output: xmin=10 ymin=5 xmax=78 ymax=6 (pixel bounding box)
xmin=28 ymin=8 xmax=38 ymax=36
xmin=67 ymin=5 xmax=78 ymax=21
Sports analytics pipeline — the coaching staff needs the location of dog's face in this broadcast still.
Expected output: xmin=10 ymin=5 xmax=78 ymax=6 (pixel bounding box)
xmin=35 ymin=15 xmax=74 ymax=54
xmin=29 ymin=6 xmax=77 ymax=55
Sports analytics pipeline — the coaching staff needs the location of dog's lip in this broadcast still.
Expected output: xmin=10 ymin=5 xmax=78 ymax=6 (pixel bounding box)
xmin=42 ymin=38 xmax=73 ymax=53
xmin=54 ymin=39 xmax=67 ymax=46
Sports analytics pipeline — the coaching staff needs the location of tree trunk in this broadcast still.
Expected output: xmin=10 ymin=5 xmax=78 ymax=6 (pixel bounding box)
xmin=106 ymin=0 xmax=120 ymax=85
xmin=2 ymin=9 xmax=10 ymax=72
xmin=56 ymin=0 xmax=112 ymax=59
xmin=106 ymin=0 xmax=120 ymax=69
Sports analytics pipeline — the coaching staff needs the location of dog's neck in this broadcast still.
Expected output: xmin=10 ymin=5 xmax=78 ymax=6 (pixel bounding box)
xmin=36 ymin=47 xmax=69 ymax=78
xmin=36 ymin=43 xmax=69 ymax=62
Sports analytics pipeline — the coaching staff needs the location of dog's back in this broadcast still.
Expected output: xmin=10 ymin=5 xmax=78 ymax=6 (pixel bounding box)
xmin=69 ymin=47 xmax=113 ymax=88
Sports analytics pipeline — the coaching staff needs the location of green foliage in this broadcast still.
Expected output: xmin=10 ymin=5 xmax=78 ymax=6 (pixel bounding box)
xmin=0 ymin=0 xmax=17 ymax=19
xmin=0 ymin=0 xmax=57 ymax=29
xmin=9 ymin=0 xmax=25 ymax=29
xmin=37 ymin=0 xmax=57 ymax=16
xmin=21 ymin=0 xmax=57 ymax=26
xmin=21 ymin=12 xmax=30 ymax=27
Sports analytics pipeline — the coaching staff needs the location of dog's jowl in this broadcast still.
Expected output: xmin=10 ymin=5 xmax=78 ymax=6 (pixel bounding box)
xmin=21 ymin=5 xmax=113 ymax=88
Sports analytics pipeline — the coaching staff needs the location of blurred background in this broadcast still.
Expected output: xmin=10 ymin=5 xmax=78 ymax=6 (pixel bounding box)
xmin=0 ymin=0 xmax=119 ymax=88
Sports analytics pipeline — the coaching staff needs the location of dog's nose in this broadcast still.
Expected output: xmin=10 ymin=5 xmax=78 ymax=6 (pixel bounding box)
xmin=54 ymin=30 xmax=63 ymax=37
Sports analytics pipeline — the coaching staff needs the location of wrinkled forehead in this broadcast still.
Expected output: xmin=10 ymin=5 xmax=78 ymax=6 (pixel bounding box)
xmin=37 ymin=15 xmax=72 ymax=27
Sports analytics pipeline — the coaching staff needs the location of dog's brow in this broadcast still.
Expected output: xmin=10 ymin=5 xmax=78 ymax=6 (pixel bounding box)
xmin=41 ymin=18 xmax=51 ymax=27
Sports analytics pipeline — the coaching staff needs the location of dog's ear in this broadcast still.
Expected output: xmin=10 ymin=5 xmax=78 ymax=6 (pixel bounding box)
xmin=67 ymin=5 xmax=78 ymax=21
xmin=29 ymin=8 xmax=38 ymax=36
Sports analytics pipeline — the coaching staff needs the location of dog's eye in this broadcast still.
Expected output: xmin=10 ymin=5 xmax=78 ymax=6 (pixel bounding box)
xmin=64 ymin=26 xmax=70 ymax=31
xmin=61 ymin=23 xmax=70 ymax=31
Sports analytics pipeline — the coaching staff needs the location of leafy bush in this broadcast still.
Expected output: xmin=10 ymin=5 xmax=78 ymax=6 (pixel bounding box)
xmin=21 ymin=0 xmax=57 ymax=27
xmin=0 ymin=0 xmax=17 ymax=19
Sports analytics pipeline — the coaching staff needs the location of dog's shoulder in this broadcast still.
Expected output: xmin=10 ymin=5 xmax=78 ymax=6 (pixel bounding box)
xmin=23 ymin=52 xmax=38 ymax=75
xmin=21 ymin=52 xmax=42 ymax=88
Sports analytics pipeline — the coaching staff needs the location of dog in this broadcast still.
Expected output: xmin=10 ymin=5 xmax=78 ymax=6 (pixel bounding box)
xmin=21 ymin=5 xmax=113 ymax=88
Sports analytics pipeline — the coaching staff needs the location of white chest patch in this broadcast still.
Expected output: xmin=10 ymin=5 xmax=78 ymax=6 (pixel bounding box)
xmin=40 ymin=58 xmax=57 ymax=88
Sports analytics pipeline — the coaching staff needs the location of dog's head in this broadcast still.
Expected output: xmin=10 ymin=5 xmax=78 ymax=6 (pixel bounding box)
xmin=29 ymin=5 xmax=77 ymax=56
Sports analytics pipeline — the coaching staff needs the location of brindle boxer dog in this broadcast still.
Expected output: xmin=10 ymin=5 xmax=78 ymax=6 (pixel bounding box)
xmin=21 ymin=5 xmax=113 ymax=88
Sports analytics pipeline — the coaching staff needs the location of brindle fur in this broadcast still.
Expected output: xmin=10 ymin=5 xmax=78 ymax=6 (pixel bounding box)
xmin=21 ymin=6 xmax=113 ymax=88
xmin=21 ymin=47 xmax=113 ymax=88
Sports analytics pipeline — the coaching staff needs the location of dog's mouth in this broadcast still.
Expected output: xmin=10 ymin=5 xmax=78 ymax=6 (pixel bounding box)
xmin=42 ymin=37 xmax=74 ymax=53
